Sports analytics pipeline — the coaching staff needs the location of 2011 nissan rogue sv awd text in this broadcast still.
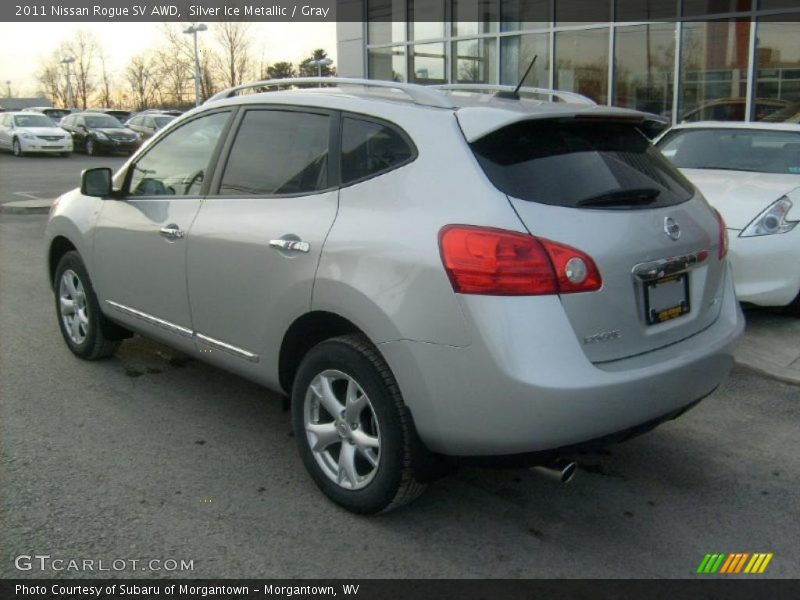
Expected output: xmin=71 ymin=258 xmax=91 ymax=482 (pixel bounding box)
xmin=45 ymin=78 xmax=744 ymax=513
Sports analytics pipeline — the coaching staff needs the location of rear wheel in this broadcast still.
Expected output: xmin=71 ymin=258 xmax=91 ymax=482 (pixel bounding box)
xmin=292 ymin=334 xmax=426 ymax=514
xmin=54 ymin=251 xmax=121 ymax=360
xmin=785 ymin=291 xmax=800 ymax=316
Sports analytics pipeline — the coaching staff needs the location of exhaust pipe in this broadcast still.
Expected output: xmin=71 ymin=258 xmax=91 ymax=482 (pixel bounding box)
xmin=530 ymin=459 xmax=577 ymax=484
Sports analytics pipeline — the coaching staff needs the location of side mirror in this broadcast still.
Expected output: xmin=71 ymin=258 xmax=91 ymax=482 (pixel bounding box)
xmin=81 ymin=167 xmax=113 ymax=198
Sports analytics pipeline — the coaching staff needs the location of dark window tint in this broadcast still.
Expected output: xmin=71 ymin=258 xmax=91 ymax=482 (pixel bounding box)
xmin=220 ymin=110 xmax=329 ymax=196
xmin=470 ymin=120 xmax=694 ymax=209
xmin=657 ymin=128 xmax=800 ymax=175
xmin=128 ymin=111 xmax=229 ymax=197
xmin=341 ymin=117 xmax=414 ymax=184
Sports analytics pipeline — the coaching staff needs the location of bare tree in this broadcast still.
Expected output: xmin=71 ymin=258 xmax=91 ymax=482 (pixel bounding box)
xmin=214 ymin=22 xmax=253 ymax=88
xmin=155 ymin=24 xmax=196 ymax=107
xmin=64 ymin=30 xmax=99 ymax=108
xmin=126 ymin=53 xmax=160 ymax=111
xmin=36 ymin=61 xmax=68 ymax=107
xmin=97 ymin=51 xmax=114 ymax=107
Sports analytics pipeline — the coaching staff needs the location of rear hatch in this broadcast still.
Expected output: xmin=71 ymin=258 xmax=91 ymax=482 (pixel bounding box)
xmin=465 ymin=115 xmax=727 ymax=363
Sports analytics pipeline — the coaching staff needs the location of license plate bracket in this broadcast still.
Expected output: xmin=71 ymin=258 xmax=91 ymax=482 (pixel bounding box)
xmin=644 ymin=273 xmax=690 ymax=325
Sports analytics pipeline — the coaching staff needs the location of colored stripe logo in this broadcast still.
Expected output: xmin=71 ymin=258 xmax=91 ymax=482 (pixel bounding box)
xmin=696 ymin=553 xmax=773 ymax=574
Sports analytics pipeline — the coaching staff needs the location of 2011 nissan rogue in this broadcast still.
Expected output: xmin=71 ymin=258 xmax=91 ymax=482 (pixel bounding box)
xmin=45 ymin=78 xmax=744 ymax=513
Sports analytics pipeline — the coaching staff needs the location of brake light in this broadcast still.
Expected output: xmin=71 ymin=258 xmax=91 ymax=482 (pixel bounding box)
xmin=713 ymin=208 xmax=728 ymax=259
xmin=438 ymin=225 xmax=602 ymax=296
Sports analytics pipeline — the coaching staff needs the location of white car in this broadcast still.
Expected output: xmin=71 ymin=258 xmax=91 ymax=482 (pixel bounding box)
xmin=0 ymin=111 xmax=73 ymax=156
xmin=656 ymin=122 xmax=800 ymax=313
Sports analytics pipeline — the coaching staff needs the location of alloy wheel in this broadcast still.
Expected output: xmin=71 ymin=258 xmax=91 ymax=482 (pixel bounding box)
xmin=304 ymin=369 xmax=381 ymax=490
xmin=59 ymin=269 xmax=89 ymax=345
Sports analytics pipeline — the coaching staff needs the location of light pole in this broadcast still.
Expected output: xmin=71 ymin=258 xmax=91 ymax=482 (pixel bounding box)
xmin=5 ymin=80 xmax=10 ymax=97
xmin=61 ymin=56 xmax=75 ymax=108
xmin=309 ymin=57 xmax=333 ymax=78
xmin=183 ymin=23 xmax=207 ymax=106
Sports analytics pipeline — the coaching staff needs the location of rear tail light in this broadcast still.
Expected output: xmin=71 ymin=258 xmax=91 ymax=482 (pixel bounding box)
xmin=438 ymin=225 xmax=602 ymax=296
xmin=712 ymin=208 xmax=729 ymax=259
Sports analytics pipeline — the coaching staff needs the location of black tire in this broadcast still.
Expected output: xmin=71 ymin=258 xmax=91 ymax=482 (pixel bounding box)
xmin=12 ymin=138 xmax=24 ymax=157
xmin=53 ymin=251 xmax=122 ymax=360
xmin=291 ymin=334 xmax=427 ymax=514
xmin=61 ymin=152 xmax=71 ymax=158
xmin=785 ymin=291 xmax=800 ymax=316
xmin=85 ymin=138 xmax=95 ymax=156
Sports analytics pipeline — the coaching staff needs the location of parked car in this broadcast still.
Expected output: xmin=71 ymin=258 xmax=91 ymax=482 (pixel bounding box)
xmin=0 ymin=111 xmax=73 ymax=156
xmin=656 ymin=122 xmax=800 ymax=312
xmin=125 ymin=113 xmax=176 ymax=140
xmin=681 ymin=97 xmax=789 ymax=123
xmin=23 ymin=106 xmax=73 ymax=123
xmin=761 ymin=102 xmax=800 ymax=124
xmin=134 ymin=108 xmax=184 ymax=117
xmin=86 ymin=108 xmax=134 ymax=122
xmin=60 ymin=112 xmax=140 ymax=155
xmin=45 ymin=79 xmax=743 ymax=514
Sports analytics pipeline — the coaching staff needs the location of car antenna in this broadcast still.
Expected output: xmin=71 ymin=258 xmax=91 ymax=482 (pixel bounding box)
xmin=495 ymin=55 xmax=538 ymax=100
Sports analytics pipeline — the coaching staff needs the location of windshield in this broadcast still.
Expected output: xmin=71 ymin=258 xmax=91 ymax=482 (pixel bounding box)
xmin=470 ymin=119 xmax=694 ymax=209
xmin=85 ymin=115 xmax=122 ymax=128
xmin=13 ymin=114 xmax=56 ymax=128
xmin=154 ymin=116 xmax=175 ymax=128
xmin=657 ymin=128 xmax=800 ymax=175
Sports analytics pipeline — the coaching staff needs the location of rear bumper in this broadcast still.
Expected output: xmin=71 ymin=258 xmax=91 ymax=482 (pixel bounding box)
xmin=380 ymin=264 xmax=744 ymax=456
xmin=728 ymin=229 xmax=800 ymax=307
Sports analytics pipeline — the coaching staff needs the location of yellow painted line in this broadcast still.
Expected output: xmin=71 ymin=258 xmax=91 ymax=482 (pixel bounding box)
xmin=759 ymin=553 xmax=774 ymax=573
xmin=744 ymin=554 xmax=760 ymax=574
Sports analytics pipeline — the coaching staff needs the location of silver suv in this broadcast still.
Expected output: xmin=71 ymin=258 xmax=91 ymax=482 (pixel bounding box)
xmin=46 ymin=78 xmax=744 ymax=513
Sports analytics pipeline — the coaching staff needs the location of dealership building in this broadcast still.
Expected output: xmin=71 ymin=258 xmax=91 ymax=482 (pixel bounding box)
xmin=336 ymin=1 xmax=800 ymax=123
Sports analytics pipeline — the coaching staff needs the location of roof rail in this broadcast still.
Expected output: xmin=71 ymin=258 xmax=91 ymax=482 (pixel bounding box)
xmin=431 ymin=84 xmax=596 ymax=106
xmin=206 ymin=77 xmax=455 ymax=108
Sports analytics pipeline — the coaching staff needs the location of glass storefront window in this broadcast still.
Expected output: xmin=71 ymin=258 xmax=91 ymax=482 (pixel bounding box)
xmin=410 ymin=43 xmax=447 ymax=83
xmin=614 ymin=23 xmax=676 ymax=116
xmin=679 ymin=20 xmax=751 ymax=122
xmin=556 ymin=0 xmax=611 ymax=24
xmin=555 ymin=28 xmax=610 ymax=104
xmin=368 ymin=46 xmax=407 ymax=82
xmin=500 ymin=33 xmax=550 ymax=88
xmin=615 ymin=0 xmax=677 ymax=21
xmin=500 ymin=0 xmax=550 ymax=32
xmin=367 ymin=0 xmax=405 ymax=45
xmin=754 ymin=21 xmax=800 ymax=122
xmin=453 ymin=38 xmax=498 ymax=83
xmin=454 ymin=0 xmax=499 ymax=36
xmin=410 ymin=0 xmax=446 ymax=40
xmin=683 ymin=1 xmax=752 ymax=17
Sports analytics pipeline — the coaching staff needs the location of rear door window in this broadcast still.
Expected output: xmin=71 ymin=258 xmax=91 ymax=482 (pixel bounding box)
xmin=470 ymin=119 xmax=694 ymax=209
xmin=219 ymin=109 xmax=330 ymax=196
xmin=340 ymin=117 xmax=415 ymax=184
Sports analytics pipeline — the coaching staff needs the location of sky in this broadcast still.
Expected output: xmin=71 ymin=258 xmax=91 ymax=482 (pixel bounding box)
xmin=0 ymin=22 xmax=337 ymax=96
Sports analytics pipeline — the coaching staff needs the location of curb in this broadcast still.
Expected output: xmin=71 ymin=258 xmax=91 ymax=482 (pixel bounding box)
xmin=0 ymin=200 xmax=53 ymax=215
xmin=735 ymin=360 xmax=800 ymax=387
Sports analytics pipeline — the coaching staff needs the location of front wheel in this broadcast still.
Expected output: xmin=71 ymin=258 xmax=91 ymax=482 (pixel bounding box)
xmin=785 ymin=291 xmax=800 ymax=316
xmin=54 ymin=251 xmax=121 ymax=360
xmin=85 ymin=138 xmax=96 ymax=156
xmin=12 ymin=138 xmax=24 ymax=157
xmin=292 ymin=335 xmax=427 ymax=514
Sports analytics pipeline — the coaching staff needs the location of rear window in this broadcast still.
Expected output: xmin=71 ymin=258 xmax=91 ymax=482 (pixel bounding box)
xmin=470 ymin=120 xmax=694 ymax=209
xmin=657 ymin=127 xmax=800 ymax=175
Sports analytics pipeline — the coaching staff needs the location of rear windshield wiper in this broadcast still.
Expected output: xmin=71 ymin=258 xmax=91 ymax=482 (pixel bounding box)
xmin=577 ymin=187 xmax=661 ymax=207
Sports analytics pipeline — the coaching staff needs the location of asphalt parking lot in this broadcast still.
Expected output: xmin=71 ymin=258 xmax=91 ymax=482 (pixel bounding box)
xmin=1 ymin=153 xmax=799 ymax=579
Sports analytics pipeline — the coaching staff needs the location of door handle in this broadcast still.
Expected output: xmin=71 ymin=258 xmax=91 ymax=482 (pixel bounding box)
xmin=159 ymin=225 xmax=185 ymax=240
xmin=269 ymin=239 xmax=310 ymax=253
